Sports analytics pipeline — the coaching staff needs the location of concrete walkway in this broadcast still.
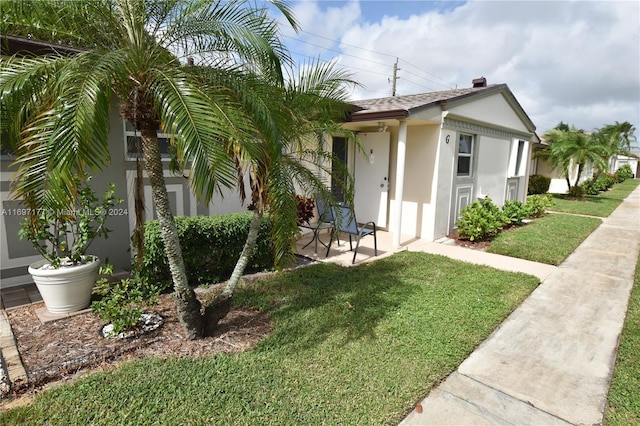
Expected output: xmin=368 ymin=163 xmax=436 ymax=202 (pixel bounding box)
xmin=400 ymin=184 xmax=640 ymax=425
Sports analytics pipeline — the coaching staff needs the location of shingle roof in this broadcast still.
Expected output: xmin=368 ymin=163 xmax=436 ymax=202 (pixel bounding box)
xmin=349 ymin=84 xmax=505 ymax=120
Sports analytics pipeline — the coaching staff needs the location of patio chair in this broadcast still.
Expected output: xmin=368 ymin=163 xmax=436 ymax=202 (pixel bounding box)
xmin=328 ymin=204 xmax=377 ymax=264
xmin=300 ymin=195 xmax=336 ymax=255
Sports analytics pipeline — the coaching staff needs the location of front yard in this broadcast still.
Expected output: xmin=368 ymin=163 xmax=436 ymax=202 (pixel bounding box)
xmin=1 ymin=179 xmax=637 ymax=424
xmin=1 ymin=252 xmax=539 ymax=425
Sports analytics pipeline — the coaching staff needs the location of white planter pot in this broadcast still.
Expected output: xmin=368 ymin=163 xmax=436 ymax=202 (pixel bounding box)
xmin=28 ymin=257 xmax=100 ymax=314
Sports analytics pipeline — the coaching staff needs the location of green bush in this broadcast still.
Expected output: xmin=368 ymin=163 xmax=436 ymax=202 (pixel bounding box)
xmin=139 ymin=213 xmax=275 ymax=290
xmin=583 ymin=173 xmax=617 ymax=195
xmin=527 ymin=174 xmax=551 ymax=195
xmin=614 ymin=164 xmax=634 ymax=182
xmin=525 ymin=194 xmax=554 ymax=218
xmin=502 ymin=200 xmax=530 ymax=226
xmin=457 ymin=198 xmax=508 ymax=241
xmin=581 ymin=178 xmax=599 ymax=195
xmin=92 ymin=266 xmax=160 ymax=337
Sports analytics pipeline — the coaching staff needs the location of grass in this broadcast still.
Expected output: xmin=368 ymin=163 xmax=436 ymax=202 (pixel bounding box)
xmin=487 ymin=213 xmax=602 ymax=265
xmin=551 ymin=179 xmax=640 ymax=217
xmin=604 ymin=252 xmax=640 ymax=425
xmin=0 ymin=252 xmax=540 ymax=425
xmin=488 ymin=179 xmax=639 ymax=265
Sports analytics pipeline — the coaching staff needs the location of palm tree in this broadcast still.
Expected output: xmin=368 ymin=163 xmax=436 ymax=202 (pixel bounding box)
xmin=202 ymin=60 xmax=358 ymax=332
xmin=0 ymin=0 xmax=298 ymax=339
xmin=596 ymin=121 xmax=637 ymax=174
xmin=541 ymin=126 xmax=607 ymax=192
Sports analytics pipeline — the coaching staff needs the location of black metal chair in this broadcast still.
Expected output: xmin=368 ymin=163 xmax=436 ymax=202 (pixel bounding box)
xmin=328 ymin=204 xmax=377 ymax=264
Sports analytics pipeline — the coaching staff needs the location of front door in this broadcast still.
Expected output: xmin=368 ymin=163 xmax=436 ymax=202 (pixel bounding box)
xmin=354 ymin=132 xmax=390 ymax=227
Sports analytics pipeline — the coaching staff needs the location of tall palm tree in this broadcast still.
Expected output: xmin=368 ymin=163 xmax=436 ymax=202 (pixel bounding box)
xmin=0 ymin=0 xmax=298 ymax=339
xmin=596 ymin=121 xmax=637 ymax=174
xmin=202 ymin=60 xmax=358 ymax=331
xmin=541 ymin=126 xmax=607 ymax=191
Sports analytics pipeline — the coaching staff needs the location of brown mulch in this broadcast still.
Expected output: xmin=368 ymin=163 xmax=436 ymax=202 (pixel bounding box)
xmin=5 ymin=293 xmax=272 ymax=398
xmin=447 ymin=231 xmax=492 ymax=251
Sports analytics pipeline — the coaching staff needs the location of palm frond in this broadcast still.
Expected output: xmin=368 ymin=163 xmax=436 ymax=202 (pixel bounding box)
xmin=149 ymin=66 xmax=253 ymax=203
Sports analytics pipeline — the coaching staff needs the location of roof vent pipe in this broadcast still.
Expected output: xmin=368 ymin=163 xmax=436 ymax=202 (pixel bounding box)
xmin=472 ymin=77 xmax=487 ymax=88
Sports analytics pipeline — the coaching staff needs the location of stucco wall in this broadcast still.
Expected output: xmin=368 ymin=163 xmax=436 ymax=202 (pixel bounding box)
xmin=449 ymin=93 xmax=530 ymax=134
xmin=475 ymin=135 xmax=511 ymax=205
xmin=388 ymin=125 xmax=439 ymax=238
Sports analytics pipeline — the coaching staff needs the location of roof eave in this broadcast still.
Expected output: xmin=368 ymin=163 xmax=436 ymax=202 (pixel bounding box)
xmin=347 ymin=109 xmax=409 ymax=122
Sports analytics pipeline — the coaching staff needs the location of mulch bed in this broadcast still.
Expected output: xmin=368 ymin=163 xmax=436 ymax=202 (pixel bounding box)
xmin=4 ymin=293 xmax=272 ymax=398
xmin=447 ymin=231 xmax=493 ymax=251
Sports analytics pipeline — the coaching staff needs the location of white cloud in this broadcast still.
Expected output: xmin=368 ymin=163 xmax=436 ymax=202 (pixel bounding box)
xmin=285 ymin=0 xmax=640 ymax=133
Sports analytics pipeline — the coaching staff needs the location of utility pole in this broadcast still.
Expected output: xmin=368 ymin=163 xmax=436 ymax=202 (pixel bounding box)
xmin=391 ymin=58 xmax=400 ymax=96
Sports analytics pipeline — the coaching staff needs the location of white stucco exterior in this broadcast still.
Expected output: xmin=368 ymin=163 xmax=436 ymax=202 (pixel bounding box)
xmin=345 ymin=83 xmax=537 ymax=246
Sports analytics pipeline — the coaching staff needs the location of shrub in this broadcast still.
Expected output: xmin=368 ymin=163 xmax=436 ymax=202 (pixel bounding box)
xmin=528 ymin=174 xmax=551 ymax=195
xmin=502 ymin=200 xmax=530 ymax=226
xmin=139 ymin=212 xmax=275 ymax=290
xmin=582 ymin=173 xmax=615 ymax=194
xmin=457 ymin=198 xmax=508 ymax=241
xmin=525 ymin=194 xmax=554 ymax=218
xmin=92 ymin=264 xmax=160 ymax=337
xmin=581 ymin=178 xmax=599 ymax=195
xmin=614 ymin=164 xmax=633 ymax=182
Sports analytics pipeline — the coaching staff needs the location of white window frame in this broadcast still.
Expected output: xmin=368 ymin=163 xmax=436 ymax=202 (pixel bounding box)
xmin=456 ymin=133 xmax=474 ymax=178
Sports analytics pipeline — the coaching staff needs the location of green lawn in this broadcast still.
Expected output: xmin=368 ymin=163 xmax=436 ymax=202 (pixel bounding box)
xmin=0 ymin=252 xmax=539 ymax=425
xmin=604 ymin=252 xmax=640 ymax=425
xmin=551 ymin=179 xmax=640 ymax=217
xmin=488 ymin=179 xmax=639 ymax=265
xmin=487 ymin=214 xmax=602 ymax=265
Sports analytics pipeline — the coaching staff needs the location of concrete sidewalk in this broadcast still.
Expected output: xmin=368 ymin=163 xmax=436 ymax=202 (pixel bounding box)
xmin=400 ymin=184 xmax=640 ymax=425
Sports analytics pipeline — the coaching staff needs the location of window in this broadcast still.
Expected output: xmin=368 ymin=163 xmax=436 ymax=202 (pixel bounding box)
xmin=457 ymin=134 xmax=474 ymax=177
xmin=509 ymin=139 xmax=527 ymax=177
xmin=124 ymin=121 xmax=173 ymax=159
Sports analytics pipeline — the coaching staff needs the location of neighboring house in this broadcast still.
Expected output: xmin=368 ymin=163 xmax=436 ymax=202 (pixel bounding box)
xmin=337 ymin=77 xmax=537 ymax=246
xmin=1 ymin=35 xmax=245 ymax=288
xmin=610 ymin=151 xmax=639 ymax=177
xmin=529 ymin=139 xmax=597 ymax=194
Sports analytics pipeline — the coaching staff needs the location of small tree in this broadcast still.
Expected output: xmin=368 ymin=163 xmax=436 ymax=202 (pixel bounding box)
xmin=540 ymin=125 xmax=607 ymax=194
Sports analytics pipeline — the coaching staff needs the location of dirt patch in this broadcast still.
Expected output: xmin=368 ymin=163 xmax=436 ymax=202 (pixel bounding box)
xmin=447 ymin=231 xmax=492 ymax=251
xmin=3 ymin=293 xmax=272 ymax=402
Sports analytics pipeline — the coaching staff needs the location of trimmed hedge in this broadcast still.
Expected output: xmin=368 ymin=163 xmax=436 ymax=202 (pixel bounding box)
xmin=139 ymin=213 xmax=275 ymax=290
xmin=528 ymin=174 xmax=551 ymax=195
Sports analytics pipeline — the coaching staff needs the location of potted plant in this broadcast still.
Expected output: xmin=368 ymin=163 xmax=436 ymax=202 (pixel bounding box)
xmin=19 ymin=177 xmax=123 ymax=314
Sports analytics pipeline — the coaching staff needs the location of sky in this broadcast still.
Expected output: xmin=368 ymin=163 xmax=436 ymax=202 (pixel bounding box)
xmin=273 ymin=0 xmax=640 ymax=136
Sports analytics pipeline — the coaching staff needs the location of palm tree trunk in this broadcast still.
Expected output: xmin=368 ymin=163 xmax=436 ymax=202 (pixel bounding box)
xmin=223 ymin=210 xmax=263 ymax=298
xmin=574 ymin=163 xmax=584 ymax=188
xmin=141 ymin=128 xmax=203 ymax=339
xmin=203 ymin=209 xmax=263 ymax=335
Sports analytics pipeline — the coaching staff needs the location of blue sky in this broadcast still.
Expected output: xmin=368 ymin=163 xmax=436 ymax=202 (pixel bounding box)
xmin=273 ymin=0 xmax=640 ymax=136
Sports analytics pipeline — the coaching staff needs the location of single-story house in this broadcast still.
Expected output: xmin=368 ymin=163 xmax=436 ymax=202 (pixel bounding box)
xmin=338 ymin=77 xmax=537 ymax=247
xmin=610 ymin=152 xmax=639 ymax=177
xmin=1 ymin=36 xmax=538 ymax=287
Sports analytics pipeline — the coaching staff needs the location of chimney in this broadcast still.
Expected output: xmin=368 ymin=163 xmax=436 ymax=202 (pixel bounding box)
xmin=472 ymin=77 xmax=487 ymax=88
xmin=187 ymin=57 xmax=194 ymax=66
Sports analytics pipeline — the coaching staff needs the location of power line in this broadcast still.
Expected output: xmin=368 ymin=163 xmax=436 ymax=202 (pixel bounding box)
xmin=282 ymin=34 xmax=392 ymax=69
xmin=279 ymin=23 xmax=460 ymax=89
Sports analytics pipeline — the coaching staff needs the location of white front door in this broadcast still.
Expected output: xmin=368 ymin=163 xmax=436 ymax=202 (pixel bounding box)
xmin=354 ymin=132 xmax=391 ymax=227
